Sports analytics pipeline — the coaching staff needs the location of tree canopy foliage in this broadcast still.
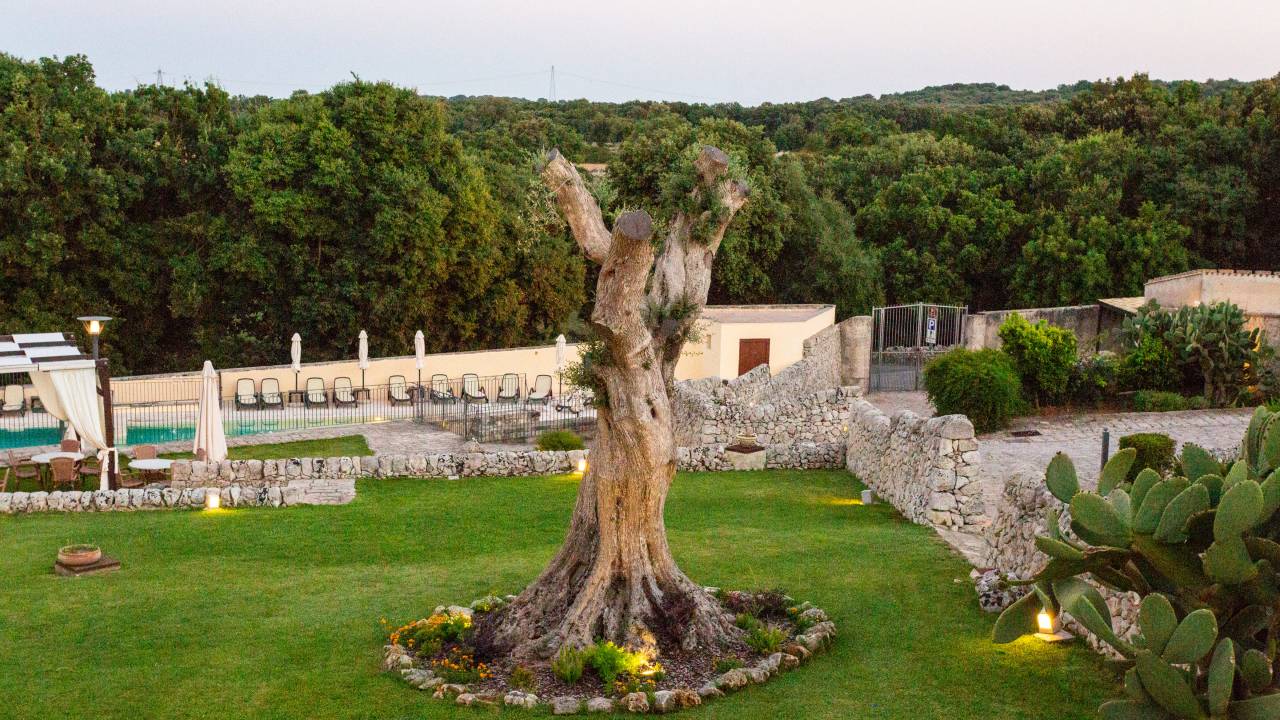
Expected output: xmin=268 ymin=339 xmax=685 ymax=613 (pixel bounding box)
xmin=3 ymin=53 xmax=1277 ymax=374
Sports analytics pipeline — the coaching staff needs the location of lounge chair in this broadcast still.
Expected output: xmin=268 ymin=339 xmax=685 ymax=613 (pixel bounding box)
xmin=389 ymin=375 xmax=413 ymax=406
xmin=497 ymin=373 xmax=520 ymax=403
xmin=527 ymin=374 xmax=553 ymax=405
xmin=260 ymin=378 xmax=284 ymax=409
xmin=557 ymin=389 xmax=588 ymax=415
xmin=304 ymin=377 xmax=327 ymax=407
xmin=1 ymin=385 xmax=25 ymax=415
xmin=462 ymin=373 xmax=487 ymax=404
xmin=334 ymin=377 xmax=357 ymax=407
xmin=234 ymin=378 xmax=259 ymax=410
xmin=49 ymin=457 xmax=79 ymax=491
xmin=430 ymin=374 xmax=457 ymax=403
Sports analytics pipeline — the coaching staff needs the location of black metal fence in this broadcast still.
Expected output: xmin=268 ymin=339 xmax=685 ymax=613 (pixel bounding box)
xmin=412 ymin=373 xmax=595 ymax=443
xmin=0 ymin=371 xmax=594 ymax=452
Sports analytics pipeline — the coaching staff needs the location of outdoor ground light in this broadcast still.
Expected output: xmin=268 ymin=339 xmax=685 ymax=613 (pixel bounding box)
xmin=205 ymin=491 xmax=220 ymax=510
xmin=1035 ymin=609 xmax=1072 ymax=642
xmin=576 ymin=458 xmax=587 ymax=474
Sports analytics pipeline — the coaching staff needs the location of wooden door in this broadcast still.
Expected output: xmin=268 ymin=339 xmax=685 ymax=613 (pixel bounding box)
xmin=737 ymin=338 xmax=771 ymax=376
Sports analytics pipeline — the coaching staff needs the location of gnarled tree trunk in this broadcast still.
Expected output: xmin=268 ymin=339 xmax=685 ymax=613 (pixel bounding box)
xmin=473 ymin=146 xmax=749 ymax=659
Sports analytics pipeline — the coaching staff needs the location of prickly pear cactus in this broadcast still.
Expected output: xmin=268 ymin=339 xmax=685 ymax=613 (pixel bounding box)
xmin=994 ymin=406 xmax=1280 ymax=719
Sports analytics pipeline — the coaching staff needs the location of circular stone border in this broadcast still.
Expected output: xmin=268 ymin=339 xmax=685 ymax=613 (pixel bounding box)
xmin=381 ymin=590 xmax=836 ymax=715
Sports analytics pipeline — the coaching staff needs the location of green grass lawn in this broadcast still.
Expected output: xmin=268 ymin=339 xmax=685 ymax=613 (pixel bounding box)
xmin=157 ymin=434 xmax=373 ymax=461
xmin=0 ymin=470 xmax=1116 ymax=719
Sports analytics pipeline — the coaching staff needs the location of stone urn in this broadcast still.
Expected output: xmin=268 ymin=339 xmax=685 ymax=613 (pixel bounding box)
xmin=724 ymin=434 xmax=766 ymax=471
xmin=57 ymin=544 xmax=102 ymax=567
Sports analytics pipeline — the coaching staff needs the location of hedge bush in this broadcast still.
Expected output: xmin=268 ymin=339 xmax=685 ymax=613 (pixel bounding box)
xmin=923 ymin=348 xmax=1024 ymax=433
xmin=1066 ymin=353 xmax=1119 ymax=406
xmin=1116 ymin=333 xmax=1180 ymax=391
xmin=535 ymin=429 xmax=586 ymax=451
xmin=996 ymin=312 xmax=1077 ymax=405
xmin=1117 ymin=432 xmax=1176 ymax=481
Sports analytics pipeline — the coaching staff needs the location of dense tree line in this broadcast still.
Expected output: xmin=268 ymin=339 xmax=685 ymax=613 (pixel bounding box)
xmin=2 ymin=53 xmax=1277 ymax=374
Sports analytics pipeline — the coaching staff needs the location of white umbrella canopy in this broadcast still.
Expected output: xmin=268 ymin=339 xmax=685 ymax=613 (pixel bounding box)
xmin=555 ymin=334 xmax=567 ymax=371
xmin=414 ymin=331 xmax=425 ymax=370
xmin=194 ymin=360 xmax=228 ymax=462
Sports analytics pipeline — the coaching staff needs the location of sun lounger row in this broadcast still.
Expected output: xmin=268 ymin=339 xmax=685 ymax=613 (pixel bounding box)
xmin=230 ymin=373 xmax=559 ymax=409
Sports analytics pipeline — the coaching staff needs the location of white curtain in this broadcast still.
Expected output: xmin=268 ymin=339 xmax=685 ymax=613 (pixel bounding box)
xmin=194 ymin=360 xmax=228 ymax=462
xmin=26 ymin=369 xmax=67 ymax=420
xmin=47 ymin=367 xmax=114 ymax=490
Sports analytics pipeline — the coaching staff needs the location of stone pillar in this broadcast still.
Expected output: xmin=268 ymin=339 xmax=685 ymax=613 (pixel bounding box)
xmin=964 ymin=313 xmax=987 ymax=351
xmin=839 ymin=315 xmax=873 ymax=394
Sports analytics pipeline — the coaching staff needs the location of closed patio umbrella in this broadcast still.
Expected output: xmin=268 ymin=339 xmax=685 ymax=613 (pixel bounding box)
xmin=358 ymin=329 xmax=369 ymax=389
xmin=555 ymin=334 xmax=567 ymax=399
xmin=194 ymin=360 xmax=228 ymax=462
xmin=414 ymin=330 xmax=425 ymax=394
xmin=290 ymin=333 xmax=302 ymax=391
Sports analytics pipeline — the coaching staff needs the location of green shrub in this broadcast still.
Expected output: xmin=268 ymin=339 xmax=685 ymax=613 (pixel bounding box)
xmin=1117 ymin=333 xmax=1181 ymax=391
xmin=997 ymin=312 xmax=1078 ymax=405
xmin=1117 ymin=432 xmax=1175 ymax=481
xmin=535 ymin=429 xmax=586 ymax=451
xmin=744 ymin=624 xmax=786 ymax=654
xmin=1132 ymin=390 xmax=1189 ymax=412
xmin=923 ymin=349 xmax=1025 ymax=433
xmin=586 ymin=642 xmax=644 ymax=685
xmin=713 ymin=657 xmax=744 ymax=674
xmin=509 ymin=664 xmax=536 ymax=691
xmin=1066 ymin=353 xmax=1119 ymax=406
xmin=551 ymin=646 xmax=586 ymax=684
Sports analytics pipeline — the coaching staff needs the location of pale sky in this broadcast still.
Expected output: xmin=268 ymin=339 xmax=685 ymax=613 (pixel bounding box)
xmin=4 ymin=0 xmax=1278 ymax=104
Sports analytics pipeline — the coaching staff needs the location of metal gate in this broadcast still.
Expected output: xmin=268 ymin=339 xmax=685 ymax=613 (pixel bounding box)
xmin=870 ymin=303 xmax=967 ymax=391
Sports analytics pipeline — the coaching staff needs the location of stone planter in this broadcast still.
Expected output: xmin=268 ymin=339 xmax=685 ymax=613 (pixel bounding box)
xmin=724 ymin=447 xmax=766 ymax=471
xmin=57 ymin=544 xmax=102 ymax=567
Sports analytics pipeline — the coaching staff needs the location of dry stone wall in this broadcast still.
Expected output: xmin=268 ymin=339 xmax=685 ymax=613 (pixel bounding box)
xmin=673 ymin=370 xmax=855 ymax=448
xmin=844 ymin=399 xmax=986 ymax=532
xmin=0 ymin=479 xmax=355 ymax=514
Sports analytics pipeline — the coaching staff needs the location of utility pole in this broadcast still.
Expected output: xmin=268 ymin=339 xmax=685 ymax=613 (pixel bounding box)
xmin=155 ymin=68 xmax=164 ymax=86
xmin=550 ymin=65 xmax=556 ymax=102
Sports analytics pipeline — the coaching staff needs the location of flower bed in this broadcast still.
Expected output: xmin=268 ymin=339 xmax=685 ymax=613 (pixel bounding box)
xmin=380 ymin=589 xmax=836 ymax=714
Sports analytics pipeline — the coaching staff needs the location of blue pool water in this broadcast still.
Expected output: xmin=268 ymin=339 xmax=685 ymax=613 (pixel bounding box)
xmin=1 ymin=417 xmax=355 ymax=451
xmin=0 ymin=427 xmax=62 ymax=451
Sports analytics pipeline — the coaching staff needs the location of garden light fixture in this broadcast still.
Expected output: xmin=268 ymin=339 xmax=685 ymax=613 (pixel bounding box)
xmin=205 ymin=491 xmax=220 ymax=510
xmin=1035 ymin=609 xmax=1072 ymax=642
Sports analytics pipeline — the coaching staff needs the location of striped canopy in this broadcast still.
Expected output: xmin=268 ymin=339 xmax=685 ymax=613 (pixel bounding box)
xmin=0 ymin=333 xmax=95 ymax=371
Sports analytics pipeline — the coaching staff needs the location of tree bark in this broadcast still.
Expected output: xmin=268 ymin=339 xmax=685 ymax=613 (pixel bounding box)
xmin=473 ymin=147 xmax=749 ymax=660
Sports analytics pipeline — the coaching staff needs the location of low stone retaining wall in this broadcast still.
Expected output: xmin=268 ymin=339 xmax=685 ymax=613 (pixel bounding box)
xmin=0 ymin=478 xmax=355 ymax=514
xmin=845 ymin=399 xmax=986 ymax=532
xmin=982 ymin=466 xmax=1138 ymax=656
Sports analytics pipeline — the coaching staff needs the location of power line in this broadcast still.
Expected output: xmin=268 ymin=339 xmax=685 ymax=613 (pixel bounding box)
xmin=558 ymin=70 xmax=728 ymax=104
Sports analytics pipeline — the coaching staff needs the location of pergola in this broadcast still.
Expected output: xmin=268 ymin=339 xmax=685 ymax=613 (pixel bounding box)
xmin=0 ymin=332 xmax=118 ymax=489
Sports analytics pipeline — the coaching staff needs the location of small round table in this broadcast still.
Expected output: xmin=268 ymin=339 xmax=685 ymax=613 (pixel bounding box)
xmin=30 ymin=451 xmax=86 ymax=464
xmin=127 ymin=459 xmax=174 ymax=471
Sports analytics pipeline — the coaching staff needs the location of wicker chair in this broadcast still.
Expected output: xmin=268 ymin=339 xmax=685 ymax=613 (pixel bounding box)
xmin=6 ymin=451 xmax=38 ymax=490
xmin=133 ymin=445 xmax=158 ymax=459
xmin=78 ymin=455 xmax=101 ymax=484
xmin=49 ymin=457 xmax=79 ymax=491
xmin=60 ymin=439 xmax=80 ymax=452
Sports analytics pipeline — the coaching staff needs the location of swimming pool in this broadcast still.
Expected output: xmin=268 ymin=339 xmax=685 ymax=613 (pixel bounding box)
xmin=0 ymin=418 xmax=355 ymax=451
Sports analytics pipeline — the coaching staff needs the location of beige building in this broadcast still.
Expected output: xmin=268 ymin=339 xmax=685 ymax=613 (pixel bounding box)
xmin=673 ymin=305 xmax=836 ymax=380
xmin=1103 ymin=269 xmax=1280 ymax=343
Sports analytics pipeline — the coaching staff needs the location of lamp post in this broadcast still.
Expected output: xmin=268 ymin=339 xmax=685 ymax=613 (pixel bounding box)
xmin=77 ymin=316 xmax=112 ymax=360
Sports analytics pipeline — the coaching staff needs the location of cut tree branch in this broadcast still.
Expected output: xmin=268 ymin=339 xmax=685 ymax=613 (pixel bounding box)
xmin=541 ymin=149 xmax=611 ymax=264
xmin=592 ymin=210 xmax=656 ymax=364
